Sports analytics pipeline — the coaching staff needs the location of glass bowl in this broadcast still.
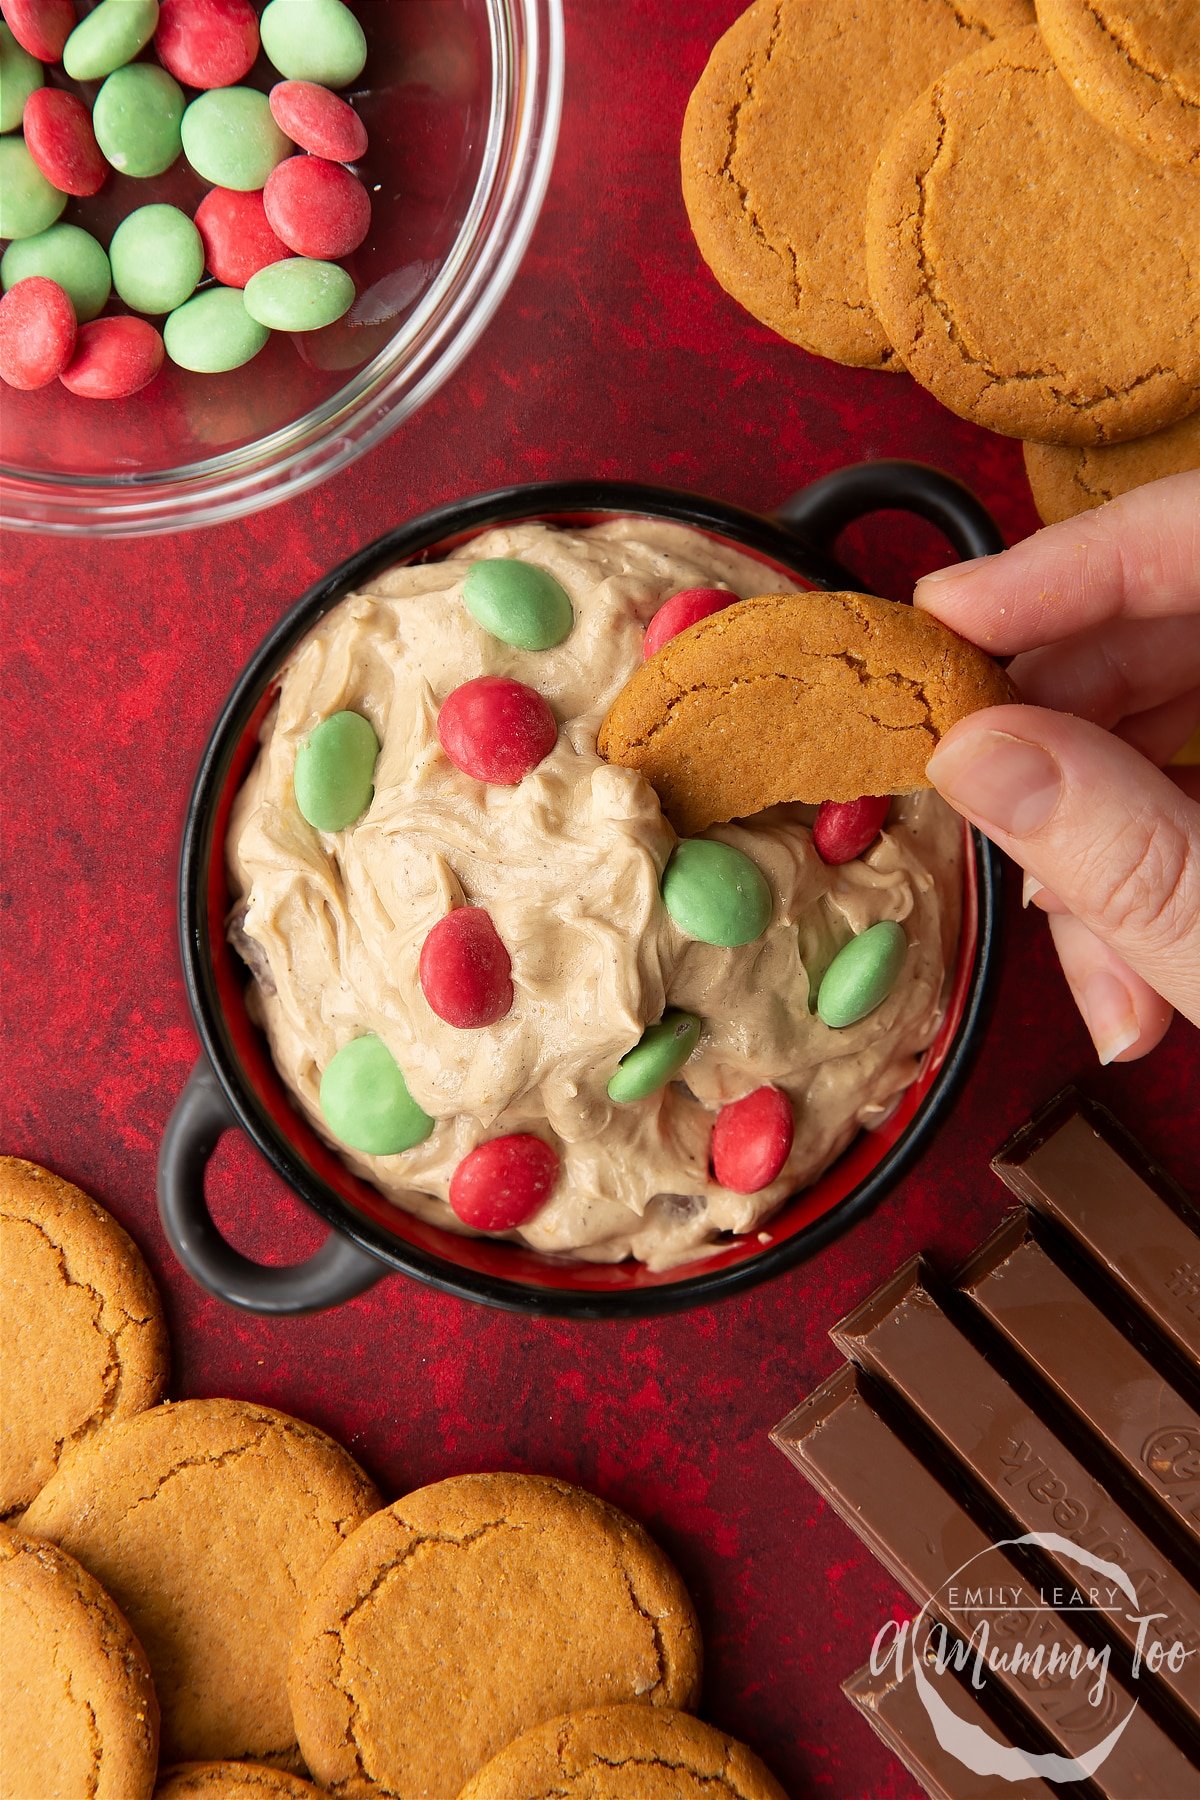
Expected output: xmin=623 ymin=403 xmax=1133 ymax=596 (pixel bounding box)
xmin=0 ymin=0 xmax=563 ymax=537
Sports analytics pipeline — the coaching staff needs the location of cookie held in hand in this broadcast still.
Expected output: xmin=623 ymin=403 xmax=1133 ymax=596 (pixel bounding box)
xmin=597 ymin=589 xmax=1013 ymax=835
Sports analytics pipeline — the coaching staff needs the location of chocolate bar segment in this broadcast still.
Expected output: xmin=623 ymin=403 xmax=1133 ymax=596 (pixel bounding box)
xmin=773 ymin=1367 xmax=1198 ymax=1797
xmin=959 ymin=1217 xmax=1200 ymax=1541
xmin=992 ymin=1092 xmax=1200 ymax=1363
xmin=832 ymin=1259 xmax=1200 ymax=1721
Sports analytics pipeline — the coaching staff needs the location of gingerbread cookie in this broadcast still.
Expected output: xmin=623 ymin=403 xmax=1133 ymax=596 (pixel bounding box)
xmin=597 ymin=589 xmax=1013 ymax=834
xmin=155 ymin=1766 xmax=325 ymax=1798
xmin=459 ymin=1705 xmax=788 ymax=1800
xmin=22 ymin=1398 xmax=379 ymax=1766
xmin=0 ymin=1522 xmax=159 ymax=1800
xmin=866 ymin=27 xmax=1200 ymax=445
xmin=1024 ymin=414 xmax=1200 ymax=522
xmin=0 ymin=1155 xmax=168 ymax=1517
xmin=287 ymin=1473 xmax=702 ymax=1800
xmin=1037 ymin=0 xmax=1200 ymax=169
xmin=681 ymin=0 xmax=1032 ymax=369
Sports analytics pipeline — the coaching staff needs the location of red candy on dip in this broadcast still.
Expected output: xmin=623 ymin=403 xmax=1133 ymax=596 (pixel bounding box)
xmin=22 ymin=89 xmax=106 ymax=197
xmin=59 ymin=316 xmax=164 ymax=399
xmin=0 ymin=278 xmax=76 ymax=390
xmin=643 ymin=586 xmax=733 ymax=659
xmin=711 ymin=1085 xmax=794 ymax=1193
xmin=269 ymin=79 xmax=368 ymax=162
xmin=264 ymin=154 xmax=372 ymax=260
xmin=154 ymin=0 xmax=259 ymax=89
xmin=2 ymin=0 xmax=76 ymax=61
xmin=812 ymin=795 xmax=890 ymax=865
xmin=194 ymin=187 xmax=289 ymax=287
xmin=419 ymin=907 xmax=514 ymax=1030
xmin=437 ymin=676 xmax=557 ymax=785
xmin=449 ymin=1134 xmax=560 ymax=1231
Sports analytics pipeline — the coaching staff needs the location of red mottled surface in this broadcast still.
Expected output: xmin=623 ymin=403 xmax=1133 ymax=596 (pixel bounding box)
xmin=2 ymin=4 xmax=1197 ymax=1794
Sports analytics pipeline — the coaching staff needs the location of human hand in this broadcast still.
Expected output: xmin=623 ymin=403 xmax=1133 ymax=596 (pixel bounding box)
xmin=914 ymin=471 xmax=1200 ymax=1063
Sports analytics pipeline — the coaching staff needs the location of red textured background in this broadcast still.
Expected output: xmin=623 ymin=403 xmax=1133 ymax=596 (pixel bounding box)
xmin=2 ymin=4 xmax=1197 ymax=1793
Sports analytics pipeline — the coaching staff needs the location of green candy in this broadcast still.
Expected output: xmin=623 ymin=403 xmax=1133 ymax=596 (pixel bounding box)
xmin=93 ymin=65 xmax=183 ymax=178
xmin=319 ymin=1036 xmax=434 ymax=1156
xmin=294 ymin=711 xmax=380 ymax=831
xmin=243 ymin=257 xmax=354 ymax=331
xmin=164 ymin=287 xmax=269 ymax=373
xmin=260 ymin=0 xmax=368 ymax=87
xmin=1 ymin=225 xmax=111 ymax=322
xmin=661 ymin=839 xmax=772 ymax=947
xmin=181 ymin=87 xmax=291 ymax=191
xmin=109 ymin=205 xmax=202 ymax=315
xmin=463 ymin=559 xmax=574 ymax=651
xmin=0 ymin=25 xmax=42 ymax=134
xmin=63 ymin=0 xmax=159 ymax=81
xmin=607 ymin=1010 xmax=702 ymax=1104
xmin=0 ymin=137 xmax=66 ymax=239
xmin=817 ymin=920 xmax=908 ymax=1029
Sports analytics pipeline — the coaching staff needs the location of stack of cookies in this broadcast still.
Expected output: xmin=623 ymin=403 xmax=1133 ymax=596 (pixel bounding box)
xmin=0 ymin=1157 xmax=786 ymax=1798
xmin=681 ymin=0 xmax=1199 ymax=523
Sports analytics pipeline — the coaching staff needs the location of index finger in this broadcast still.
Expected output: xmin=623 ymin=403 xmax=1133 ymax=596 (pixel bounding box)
xmin=914 ymin=470 xmax=1200 ymax=654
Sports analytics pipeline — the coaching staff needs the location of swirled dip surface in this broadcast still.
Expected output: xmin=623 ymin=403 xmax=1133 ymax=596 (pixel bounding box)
xmin=227 ymin=520 xmax=962 ymax=1268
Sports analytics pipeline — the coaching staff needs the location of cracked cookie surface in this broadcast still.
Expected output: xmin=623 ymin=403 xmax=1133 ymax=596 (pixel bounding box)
xmin=287 ymin=1473 xmax=701 ymax=1800
xmin=155 ymin=1762 xmax=326 ymax=1797
xmin=458 ymin=1704 xmax=788 ymax=1800
xmin=0 ymin=1521 xmax=159 ymax=1800
xmin=1037 ymin=0 xmax=1200 ymax=168
xmin=1024 ymin=412 xmax=1200 ymax=520
xmin=680 ymin=0 xmax=1032 ymax=368
xmin=866 ymin=26 xmax=1200 ymax=444
xmin=597 ymin=590 xmax=1013 ymax=834
xmin=0 ymin=1155 xmax=168 ymax=1517
xmin=21 ymin=1398 xmax=379 ymax=1767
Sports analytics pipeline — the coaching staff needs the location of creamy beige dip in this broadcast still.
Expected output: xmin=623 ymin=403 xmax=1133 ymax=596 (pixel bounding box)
xmin=227 ymin=520 xmax=962 ymax=1269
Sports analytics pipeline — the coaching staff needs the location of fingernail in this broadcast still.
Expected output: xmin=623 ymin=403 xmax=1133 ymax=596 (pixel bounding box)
xmin=927 ymin=730 xmax=1062 ymax=837
xmin=915 ymin=557 xmax=987 ymax=595
xmin=1080 ymin=968 xmax=1141 ymax=1066
xmin=1021 ymin=872 xmax=1044 ymax=909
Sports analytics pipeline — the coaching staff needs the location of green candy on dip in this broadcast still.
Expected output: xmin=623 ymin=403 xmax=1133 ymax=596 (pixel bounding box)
xmin=243 ymin=257 xmax=354 ymax=331
xmin=463 ymin=559 xmax=574 ymax=651
xmin=294 ymin=711 xmax=379 ymax=832
xmin=817 ymin=920 xmax=907 ymax=1029
xmin=319 ymin=1036 xmax=434 ymax=1156
xmin=607 ymin=1009 xmax=702 ymax=1104
xmin=661 ymin=839 xmax=772 ymax=948
xmin=164 ymin=287 xmax=269 ymax=373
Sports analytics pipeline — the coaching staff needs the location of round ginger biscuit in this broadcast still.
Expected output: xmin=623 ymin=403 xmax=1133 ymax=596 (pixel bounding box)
xmin=597 ymin=589 xmax=1014 ymax=835
xmin=0 ymin=1522 xmax=159 ymax=1800
xmin=1024 ymin=413 xmax=1200 ymax=521
xmin=1037 ymin=0 xmax=1200 ymax=169
xmin=0 ymin=1155 xmax=168 ymax=1517
xmin=21 ymin=1398 xmax=380 ymax=1767
xmin=287 ymin=1473 xmax=702 ymax=1800
xmin=866 ymin=27 xmax=1200 ymax=444
xmin=458 ymin=1705 xmax=788 ymax=1800
xmin=155 ymin=1765 xmax=325 ymax=1798
xmin=680 ymin=0 xmax=1034 ymax=369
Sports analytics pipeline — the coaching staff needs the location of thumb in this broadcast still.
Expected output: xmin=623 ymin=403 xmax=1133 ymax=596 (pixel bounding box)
xmin=926 ymin=704 xmax=1200 ymax=1026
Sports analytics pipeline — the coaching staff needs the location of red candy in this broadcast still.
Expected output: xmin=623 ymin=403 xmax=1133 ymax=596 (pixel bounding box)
xmin=59 ymin=316 xmax=163 ymax=400
xmin=269 ymin=79 xmax=367 ymax=162
xmin=643 ymin=587 xmax=733 ymax=660
xmin=194 ymin=187 xmax=288 ymax=288
xmin=710 ymin=1086 xmax=794 ymax=1194
xmin=449 ymin=1134 xmax=559 ymax=1232
xmin=0 ymin=278 xmax=76 ymax=390
xmin=419 ymin=907 xmax=514 ymax=1030
xmin=263 ymin=154 xmax=371 ymax=260
xmin=22 ymin=89 xmax=106 ymax=198
xmin=812 ymin=795 xmax=891 ymax=865
xmin=154 ymin=0 xmax=258 ymax=89
xmin=1 ymin=0 xmax=76 ymax=61
xmin=437 ymin=677 xmax=557 ymax=786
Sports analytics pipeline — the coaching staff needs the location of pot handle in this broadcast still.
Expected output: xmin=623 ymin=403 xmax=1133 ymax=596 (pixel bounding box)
xmin=775 ymin=459 xmax=1004 ymax=565
xmin=157 ymin=1060 xmax=388 ymax=1315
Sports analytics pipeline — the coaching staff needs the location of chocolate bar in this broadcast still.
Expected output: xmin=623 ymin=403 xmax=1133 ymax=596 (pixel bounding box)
xmin=832 ymin=1258 xmax=1200 ymax=1721
xmin=774 ymin=1368 xmax=1198 ymax=1797
xmin=992 ymin=1091 xmax=1200 ymax=1364
xmin=959 ymin=1217 xmax=1200 ymax=1541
